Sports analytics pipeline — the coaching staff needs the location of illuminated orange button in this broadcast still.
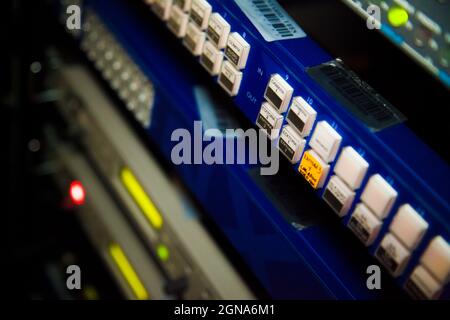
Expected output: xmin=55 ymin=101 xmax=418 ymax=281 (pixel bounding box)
xmin=298 ymin=150 xmax=330 ymax=189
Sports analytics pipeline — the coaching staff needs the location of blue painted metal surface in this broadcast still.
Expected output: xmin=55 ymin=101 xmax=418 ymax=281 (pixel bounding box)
xmin=78 ymin=0 xmax=448 ymax=299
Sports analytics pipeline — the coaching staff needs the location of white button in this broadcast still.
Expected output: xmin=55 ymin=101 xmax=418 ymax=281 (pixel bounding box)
xmin=348 ymin=203 xmax=382 ymax=246
xmin=334 ymin=146 xmax=369 ymax=190
xmin=308 ymin=121 xmax=342 ymax=163
xmin=264 ymin=74 xmax=294 ymax=113
xmin=225 ymin=32 xmax=250 ymax=70
xmin=183 ymin=22 xmax=206 ymax=56
xmin=406 ymin=265 xmax=443 ymax=300
xmin=376 ymin=233 xmax=411 ymax=277
xmin=390 ymin=204 xmax=428 ymax=250
xmin=152 ymin=0 xmax=173 ymax=21
xmin=323 ymin=175 xmax=355 ymax=217
xmin=278 ymin=125 xmax=306 ymax=163
xmin=360 ymin=174 xmax=398 ymax=219
xmin=286 ymin=97 xmax=317 ymax=137
xmin=174 ymin=0 xmax=191 ymax=12
xmin=256 ymin=102 xmax=284 ymax=140
xmin=218 ymin=60 xmax=242 ymax=96
xmin=167 ymin=4 xmax=189 ymax=38
xmin=420 ymin=236 xmax=450 ymax=284
xmin=190 ymin=0 xmax=212 ymax=30
xmin=207 ymin=13 xmax=230 ymax=49
xmin=200 ymin=40 xmax=223 ymax=75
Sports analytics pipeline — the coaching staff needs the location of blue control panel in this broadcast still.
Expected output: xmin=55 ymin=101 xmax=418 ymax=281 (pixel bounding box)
xmin=61 ymin=0 xmax=450 ymax=299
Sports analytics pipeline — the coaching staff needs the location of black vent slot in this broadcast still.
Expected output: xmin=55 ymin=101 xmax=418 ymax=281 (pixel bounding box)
xmin=307 ymin=60 xmax=406 ymax=131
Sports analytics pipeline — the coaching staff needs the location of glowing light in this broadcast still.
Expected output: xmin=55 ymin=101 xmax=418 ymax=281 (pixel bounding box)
xmin=157 ymin=244 xmax=170 ymax=262
xmin=120 ymin=167 xmax=163 ymax=230
xmin=109 ymin=243 xmax=149 ymax=300
xmin=69 ymin=181 xmax=85 ymax=205
xmin=388 ymin=7 xmax=409 ymax=28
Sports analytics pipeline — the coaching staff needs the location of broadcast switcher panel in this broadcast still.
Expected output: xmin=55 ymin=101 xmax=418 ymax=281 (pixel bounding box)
xmin=58 ymin=0 xmax=450 ymax=299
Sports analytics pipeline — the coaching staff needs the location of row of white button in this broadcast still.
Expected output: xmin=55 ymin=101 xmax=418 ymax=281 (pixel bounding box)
xmin=344 ymin=173 xmax=397 ymax=246
xmin=258 ymin=75 xmax=293 ymax=140
xmin=149 ymin=0 xmax=250 ymax=97
xmin=278 ymin=96 xmax=316 ymax=163
xmin=258 ymin=76 xmax=439 ymax=282
xmin=278 ymin=96 xmax=317 ymax=164
xmin=304 ymin=122 xmax=342 ymax=191
xmin=283 ymin=65 xmax=446 ymax=286
xmin=347 ymin=177 xmax=396 ymax=246
xmin=257 ymin=75 xmax=316 ymax=156
xmin=257 ymin=77 xmax=405 ymax=234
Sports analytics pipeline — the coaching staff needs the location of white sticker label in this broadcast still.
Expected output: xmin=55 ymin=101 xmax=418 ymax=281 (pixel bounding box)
xmin=234 ymin=0 xmax=306 ymax=42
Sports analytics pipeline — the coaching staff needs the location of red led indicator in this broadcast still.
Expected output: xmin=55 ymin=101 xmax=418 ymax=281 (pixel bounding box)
xmin=69 ymin=181 xmax=86 ymax=205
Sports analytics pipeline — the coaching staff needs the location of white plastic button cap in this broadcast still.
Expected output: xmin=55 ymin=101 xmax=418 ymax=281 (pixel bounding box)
xmin=323 ymin=175 xmax=355 ymax=217
xmin=218 ymin=60 xmax=243 ymax=96
xmin=390 ymin=204 xmax=428 ymax=250
xmin=377 ymin=233 xmax=411 ymax=277
xmin=256 ymin=102 xmax=283 ymax=140
xmin=333 ymin=146 xmax=369 ymax=190
xmin=225 ymin=32 xmax=250 ymax=70
xmin=207 ymin=13 xmax=231 ymax=49
xmin=287 ymin=97 xmax=317 ymax=137
xmin=174 ymin=0 xmax=191 ymax=12
xmin=360 ymin=174 xmax=398 ymax=219
xmin=184 ymin=22 xmax=206 ymax=56
xmin=348 ymin=203 xmax=382 ymax=246
xmin=152 ymin=0 xmax=173 ymax=21
xmin=408 ymin=265 xmax=443 ymax=299
xmin=201 ymin=40 xmax=224 ymax=75
xmin=278 ymin=125 xmax=306 ymax=164
xmin=420 ymin=236 xmax=450 ymax=284
xmin=308 ymin=121 xmax=342 ymax=163
xmin=168 ymin=4 xmax=189 ymax=38
xmin=264 ymin=74 xmax=294 ymax=113
xmin=190 ymin=0 xmax=212 ymax=30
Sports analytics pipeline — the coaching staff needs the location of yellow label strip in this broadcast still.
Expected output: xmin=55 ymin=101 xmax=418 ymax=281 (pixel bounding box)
xmin=120 ymin=167 xmax=164 ymax=230
xmin=299 ymin=150 xmax=324 ymax=189
xmin=109 ymin=243 xmax=149 ymax=300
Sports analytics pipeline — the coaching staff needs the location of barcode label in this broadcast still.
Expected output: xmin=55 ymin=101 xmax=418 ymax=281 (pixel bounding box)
xmin=234 ymin=0 xmax=306 ymax=42
xmin=307 ymin=60 xmax=406 ymax=131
